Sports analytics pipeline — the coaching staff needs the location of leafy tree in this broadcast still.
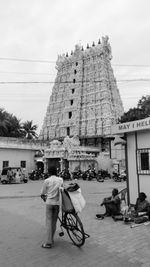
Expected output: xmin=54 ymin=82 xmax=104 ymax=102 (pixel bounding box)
xmin=6 ymin=115 xmax=22 ymax=137
xmin=137 ymin=95 xmax=150 ymax=116
xmin=0 ymin=109 xmax=21 ymax=137
xmin=119 ymin=95 xmax=150 ymax=123
xmin=21 ymin=120 xmax=38 ymax=139
xmin=0 ymin=108 xmax=38 ymax=139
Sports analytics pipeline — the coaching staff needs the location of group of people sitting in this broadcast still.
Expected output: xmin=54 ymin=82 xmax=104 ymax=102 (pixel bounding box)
xmin=96 ymin=188 xmax=150 ymax=223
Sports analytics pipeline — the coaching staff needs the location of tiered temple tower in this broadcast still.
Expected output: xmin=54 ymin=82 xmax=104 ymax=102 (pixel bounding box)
xmin=39 ymin=36 xmax=124 ymax=151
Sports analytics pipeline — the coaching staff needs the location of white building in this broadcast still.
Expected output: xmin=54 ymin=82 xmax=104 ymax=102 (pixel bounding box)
xmin=112 ymin=117 xmax=150 ymax=204
xmin=0 ymin=137 xmax=47 ymax=174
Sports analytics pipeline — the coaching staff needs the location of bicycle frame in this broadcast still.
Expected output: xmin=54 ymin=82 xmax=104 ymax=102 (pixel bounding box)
xmin=57 ymin=209 xmax=90 ymax=247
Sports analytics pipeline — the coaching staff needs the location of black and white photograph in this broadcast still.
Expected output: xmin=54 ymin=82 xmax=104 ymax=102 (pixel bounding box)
xmin=0 ymin=1 xmax=150 ymax=266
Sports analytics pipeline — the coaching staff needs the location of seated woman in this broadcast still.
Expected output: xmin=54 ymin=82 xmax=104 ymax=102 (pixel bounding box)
xmin=96 ymin=188 xmax=121 ymax=219
xmin=124 ymin=192 xmax=150 ymax=223
xmin=135 ymin=192 xmax=150 ymax=214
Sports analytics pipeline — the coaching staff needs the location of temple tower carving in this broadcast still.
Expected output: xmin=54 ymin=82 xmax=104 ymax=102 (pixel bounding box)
xmin=39 ymin=36 xmax=124 ymax=150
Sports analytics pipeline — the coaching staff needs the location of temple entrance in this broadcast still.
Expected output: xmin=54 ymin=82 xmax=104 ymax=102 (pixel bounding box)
xmin=47 ymin=158 xmax=60 ymax=173
xmin=64 ymin=159 xmax=69 ymax=171
xmin=36 ymin=161 xmax=44 ymax=173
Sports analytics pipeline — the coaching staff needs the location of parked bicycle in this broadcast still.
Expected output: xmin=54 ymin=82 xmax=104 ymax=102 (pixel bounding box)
xmin=58 ymin=184 xmax=89 ymax=247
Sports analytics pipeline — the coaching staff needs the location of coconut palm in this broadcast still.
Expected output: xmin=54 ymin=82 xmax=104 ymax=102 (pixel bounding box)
xmin=21 ymin=120 xmax=38 ymax=139
xmin=7 ymin=114 xmax=23 ymax=137
xmin=0 ymin=108 xmax=23 ymax=137
xmin=0 ymin=108 xmax=11 ymax=136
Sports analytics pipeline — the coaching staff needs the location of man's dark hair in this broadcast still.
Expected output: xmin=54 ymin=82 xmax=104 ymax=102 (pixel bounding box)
xmin=112 ymin=188 xmax=119 ymax=196
xmin=139 ymin=192 xmax=147 ymax=199
xmin=48 ymin=166 xmax=57 ymax=176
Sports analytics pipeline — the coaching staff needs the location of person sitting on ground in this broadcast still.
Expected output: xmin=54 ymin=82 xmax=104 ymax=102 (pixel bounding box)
xmin=96 ymin=188 xmax=121 ymax=219
xmin=124 ymin=192 xmax=150 ymax=223
xmin=135 ymin=192 xmax=150 ymax=213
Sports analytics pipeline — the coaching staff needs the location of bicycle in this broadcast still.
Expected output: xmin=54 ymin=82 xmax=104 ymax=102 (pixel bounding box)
xmin=58 ymin=186 xmax=90 ymax=247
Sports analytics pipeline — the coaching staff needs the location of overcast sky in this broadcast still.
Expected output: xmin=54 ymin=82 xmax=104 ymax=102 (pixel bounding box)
xmin=0 ymin=0 xmax=150 ymax=133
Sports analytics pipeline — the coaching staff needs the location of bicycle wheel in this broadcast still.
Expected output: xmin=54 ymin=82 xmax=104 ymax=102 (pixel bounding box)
xmin=64 ymin=212 xmax=85 ymax=247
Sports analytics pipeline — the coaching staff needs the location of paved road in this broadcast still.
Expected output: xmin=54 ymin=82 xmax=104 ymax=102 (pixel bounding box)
xmin=0 ymin=179 xmax=150 ymax=267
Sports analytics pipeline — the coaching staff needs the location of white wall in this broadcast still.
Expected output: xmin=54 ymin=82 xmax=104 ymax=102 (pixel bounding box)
xmin=137 ymin=130 xmax=150 ymax=149
xmin=127 ymin=133 xmax=139 ymax=204
xmin=127 ymin=130 xmax=150 ymax=203
xmin=0 ymin=148 xmax=36 ymax=174
xmin=139 ymin=175 xmax=150 ymax=198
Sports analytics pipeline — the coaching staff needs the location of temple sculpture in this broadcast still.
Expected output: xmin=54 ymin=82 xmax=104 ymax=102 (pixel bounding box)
xmin=39 ymin=36 xmax=124 ymax=153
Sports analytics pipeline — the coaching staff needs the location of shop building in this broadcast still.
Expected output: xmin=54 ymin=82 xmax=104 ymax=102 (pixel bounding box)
xmin=112 ymin=117 xmax=150 ymax=204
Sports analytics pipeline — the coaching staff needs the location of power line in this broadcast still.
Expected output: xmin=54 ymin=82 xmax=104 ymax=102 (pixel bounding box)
xmin=0 ymin=57 xmax=150 ymax=68
xmin=0 ymin=79 xmax=150 ymax=84
xmin=113 ymin=64 xmax=150 ymax=67
xmin=0 ymin=71 xmax=55 ymax=76
xmin=0 ymin=81 xmax=52 ymax=84
xmin=0 ymin=95 xmax=147 ymax=100
xmin=0 ymin=70 xmax=148 ymax=77
xmin=0 ymin=57 xmax=55 ymax=63
xmin=0 ymin=70 xmax=149 ymax=80
xmin=117 ymin=78 xmax=150 ymax=82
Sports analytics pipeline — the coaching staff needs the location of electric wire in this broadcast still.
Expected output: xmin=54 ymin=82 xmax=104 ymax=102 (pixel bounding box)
xmin=0 ymin=57 xmax=55 ymax=63
xmin=0 ymin=79 xmax=150 ymax=84
xmin=0 ymin=71 xmax=55 ymax=76
xmin=0 ymin=56 xmax=150 ymax=68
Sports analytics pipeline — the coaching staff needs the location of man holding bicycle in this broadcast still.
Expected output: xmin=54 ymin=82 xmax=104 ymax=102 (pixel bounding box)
xmin=41 ymin=166 xmax=63 ymax=248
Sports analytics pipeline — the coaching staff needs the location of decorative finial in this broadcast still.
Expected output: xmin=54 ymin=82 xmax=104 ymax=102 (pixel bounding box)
xmin=92 ymin=41 xmax=95 ymax=47
xmin=87 ymin=43 xmax=89 ymax=49
xmin=66 ymin=52 xmax=68 ymax=57
xmin=81 ymin=46 xmax=84 ymax=51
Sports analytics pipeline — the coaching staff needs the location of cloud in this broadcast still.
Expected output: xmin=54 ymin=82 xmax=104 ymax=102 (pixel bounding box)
xmin=0 ymin=0 xmax=150 ymax=130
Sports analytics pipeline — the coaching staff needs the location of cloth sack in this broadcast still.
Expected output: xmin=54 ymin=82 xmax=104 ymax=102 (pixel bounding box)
xmin=68 ymin=188 xmax=86 ymax=213
xmin=61 ymin=189 xmax=74 ymax=212
xmin=121 ymin=205 xmax=129 ymax=215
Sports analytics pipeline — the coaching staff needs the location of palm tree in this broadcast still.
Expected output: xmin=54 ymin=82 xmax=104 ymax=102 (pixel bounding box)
xmin=7 ymin=114 xmax=23 ymax=137
xmin=21 ymin=120 xmax=38 ymax=139
xmin=0 ymin=108 xmax=23 ymax=137
xmin=0 ymin=108 xmax=11 ymax=136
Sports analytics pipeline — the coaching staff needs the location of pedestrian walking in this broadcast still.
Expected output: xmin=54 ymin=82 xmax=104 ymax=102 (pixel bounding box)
xmin=40 ymin=166 xmax=63 ymax=248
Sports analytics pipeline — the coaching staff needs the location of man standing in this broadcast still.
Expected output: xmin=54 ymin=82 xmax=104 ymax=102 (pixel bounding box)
xmin=41 ymin=166 xmax=63 ymax=248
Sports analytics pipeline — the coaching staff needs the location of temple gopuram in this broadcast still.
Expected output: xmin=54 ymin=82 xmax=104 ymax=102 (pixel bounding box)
xmin=39 ymin=36 xmax=124 ymax=173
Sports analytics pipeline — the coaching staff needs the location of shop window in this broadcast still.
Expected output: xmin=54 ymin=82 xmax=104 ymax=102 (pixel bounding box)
xmin=137 ymin=149 xmax=150 ymax=174
xmin=20 ymin=161 xmax=26 ymax=168
xmin=70 ymin=99 xmax=73 ymax=105
xmin=69 ymin=112 xmax=72 ymax=119
xmin=3 ymin=161 xmax=9 ymax=168
xmin=141 ymin=153 xmax=149 ymax=170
